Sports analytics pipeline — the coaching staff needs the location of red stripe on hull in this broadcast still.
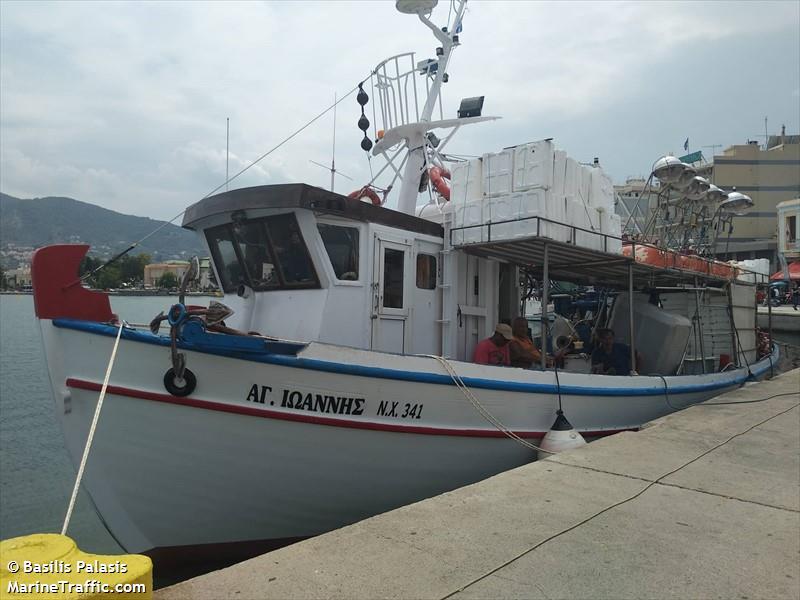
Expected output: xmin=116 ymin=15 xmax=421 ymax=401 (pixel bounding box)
xmin=65 ymin=377 xmax=632 ymax=439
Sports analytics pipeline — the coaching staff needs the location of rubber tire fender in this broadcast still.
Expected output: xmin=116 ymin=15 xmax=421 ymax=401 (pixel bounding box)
xmin=163 ymin=368 xmax=197 ymax=397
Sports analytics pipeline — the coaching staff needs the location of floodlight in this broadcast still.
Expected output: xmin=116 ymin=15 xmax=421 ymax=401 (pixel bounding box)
xmin=652 ymin=155 xmax=685 ymax=184
xmin=720 ymin=192 xmax=753 ymax=215
xmin=684 ymin=176 xmax=711 ymax=201
xmin=672 ymin=163 xmax=696 ymax=190
xmin=706 ymin=184 xmax=727 ymax=204
xmin=396 ymin=0 xmax=438 ymax=14
xmin=458 ymin=96 xmax=484 ymax=118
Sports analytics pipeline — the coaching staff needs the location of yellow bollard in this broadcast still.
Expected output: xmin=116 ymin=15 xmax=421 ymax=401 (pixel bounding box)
xmin=0 ymin=533 xmax=152 ymax=599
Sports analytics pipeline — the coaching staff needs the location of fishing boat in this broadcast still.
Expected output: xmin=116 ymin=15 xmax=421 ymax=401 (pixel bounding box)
xmin=32 ymin=0 xmax=776 ymax=568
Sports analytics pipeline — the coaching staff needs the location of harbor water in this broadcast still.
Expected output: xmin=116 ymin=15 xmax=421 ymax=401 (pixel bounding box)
xmin=1 ymin=293 xmax=799 ymax=580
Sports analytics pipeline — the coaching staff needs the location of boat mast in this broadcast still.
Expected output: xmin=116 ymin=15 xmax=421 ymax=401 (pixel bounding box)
xmin=395 ymin=0 xmax=467 ymax=215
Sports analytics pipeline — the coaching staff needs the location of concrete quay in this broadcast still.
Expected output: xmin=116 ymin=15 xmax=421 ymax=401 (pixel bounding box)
xmin=758 ymin=305 xmax=800 ymax=332
xmin=158 ymin=369 xmax=800 ymax=600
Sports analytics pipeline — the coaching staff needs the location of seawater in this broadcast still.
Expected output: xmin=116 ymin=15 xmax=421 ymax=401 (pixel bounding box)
xmin=0 ymin=294 xmax=215 ymax=552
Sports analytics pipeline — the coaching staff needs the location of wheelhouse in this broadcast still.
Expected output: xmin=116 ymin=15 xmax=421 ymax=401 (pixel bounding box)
xmin=183 ymin=184 xmax=445 ymax=354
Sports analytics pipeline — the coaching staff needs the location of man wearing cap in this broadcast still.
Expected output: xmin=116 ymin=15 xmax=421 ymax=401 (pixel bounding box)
xmin=473 ymin=323 xmax=512 ymax=366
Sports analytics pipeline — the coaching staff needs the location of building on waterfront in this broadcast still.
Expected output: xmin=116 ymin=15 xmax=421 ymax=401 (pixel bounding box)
xmin=777 ymin=198 xmax=800 ymax=260
xmin=4 ymin=265 xmax=32 ymax=288
xmin=143 ymin=261 xmax=190 ymax=289
xmin=142 ymin=259 xmax=218 ymax=290
xmin=615 ymin=129 xmax=800 ymax=267
xmin=710 ymin=128 xmax=800 ymax=266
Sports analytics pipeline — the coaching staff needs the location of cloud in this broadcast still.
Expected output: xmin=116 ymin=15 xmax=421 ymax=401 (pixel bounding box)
xmin=1 ymin=0 xmax=798 ymax=220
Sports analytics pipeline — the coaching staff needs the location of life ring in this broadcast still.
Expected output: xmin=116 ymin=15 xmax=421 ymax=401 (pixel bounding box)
xmin=163 ymin=367 xmax=197 ymax=397
xmin=348 ymin=186 xmax=382 ymax=206
xmin=429 ymin=166 xmax=451 ymax=201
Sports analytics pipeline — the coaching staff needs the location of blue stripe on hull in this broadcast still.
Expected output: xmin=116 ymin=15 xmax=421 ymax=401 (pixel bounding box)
xmin=51 ymin=318 xmax=776 ymax=397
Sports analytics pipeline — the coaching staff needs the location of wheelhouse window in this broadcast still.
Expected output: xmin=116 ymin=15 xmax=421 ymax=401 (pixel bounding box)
xmin=205 ymin=213 xmax=319 ymax=293
xmin=416 ymin=254 xmax=437 ymax=290
xmin=318 ymin=224 xmax=359 ymax=280
xmin=383 ymin=248 xmax=405 ymax=308
xmin=207 ymin=228 xmax=244 ymax=292
xmin=266 ymin=214 xmax=316 ymax=285
xmin=235 ymin=221 xmax=279 ymax=290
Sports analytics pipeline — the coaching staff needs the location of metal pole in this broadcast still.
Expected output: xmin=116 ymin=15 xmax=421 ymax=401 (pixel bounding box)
xmin=331 ymin=92 xmax=337 ymax=192
xmin=628 ymin=263 xmax=636 ymax=373
xmin=541 ymin=243 xmax=549 ymax=370
xmin=767 ymin=285 xmax=773 ymax=358
xmin=727 ymin=282 xmax=739 ymax=368
xmin=226 ymin=117 xmax=230 ymax=192
xmin=693 ymin=276 xmax=706 ymax=373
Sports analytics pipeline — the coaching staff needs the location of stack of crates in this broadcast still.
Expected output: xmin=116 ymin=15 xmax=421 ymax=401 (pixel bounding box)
xmin=449 ymin=139 xmax=621 ymax=252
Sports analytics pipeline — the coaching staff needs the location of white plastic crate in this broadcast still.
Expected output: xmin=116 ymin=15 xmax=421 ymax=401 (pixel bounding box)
xmin=589 ymin=168 xmax=615 ymax=213
xmin=449 ymin=159 xmax=483 ymax=205
xmin=577 ymin=165 xmax=591 ymax=205
xmin=600 ymin=211 xmax=623 ymax=254
xmin=563 ymin=158 xmax=579 ymax=200
xmin=512 ymin=141 xmax=554 ymax=191
xmin=482 ymin=149 xmax=513 ymax=197
xmin=552 ymin=150 xmax=567 ymax=202
xmin=567 ymin=199 xmax=604 ymax=251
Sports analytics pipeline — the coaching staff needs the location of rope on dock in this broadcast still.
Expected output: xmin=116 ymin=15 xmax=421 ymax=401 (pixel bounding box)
xmin=61 ymin=321 xmax=125 ymax=535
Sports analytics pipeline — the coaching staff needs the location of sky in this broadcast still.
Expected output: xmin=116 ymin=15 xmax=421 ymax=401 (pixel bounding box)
xmin=1 ymin=0 xmax=798 ymax=221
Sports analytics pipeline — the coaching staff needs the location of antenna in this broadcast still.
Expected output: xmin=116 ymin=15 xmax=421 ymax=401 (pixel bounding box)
xmin=226 ymin=117 xmax=230 ymax=192
xmin=332 ymin=92 xmax=337 ymax=191
xmin=310 ymin=92 xmax=353 ymax=190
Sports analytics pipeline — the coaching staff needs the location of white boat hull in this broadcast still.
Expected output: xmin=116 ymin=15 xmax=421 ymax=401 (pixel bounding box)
xmin=38 ymin=317 xmax=777 ymax=560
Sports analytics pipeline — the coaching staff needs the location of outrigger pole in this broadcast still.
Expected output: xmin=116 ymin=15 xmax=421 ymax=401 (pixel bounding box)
xmin=541 ymin=243 xmax=549 ymax=370
xmin=629 ymin=263 xmax=636 ymax=373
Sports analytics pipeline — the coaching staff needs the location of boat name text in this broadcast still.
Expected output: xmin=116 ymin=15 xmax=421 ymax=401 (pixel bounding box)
xmin=246 ymin=384 xmax=364 ymax=415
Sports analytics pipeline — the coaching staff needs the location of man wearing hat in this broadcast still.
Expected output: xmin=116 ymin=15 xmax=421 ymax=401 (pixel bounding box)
xmin=472 ymin=323 xmax=513 ymax=366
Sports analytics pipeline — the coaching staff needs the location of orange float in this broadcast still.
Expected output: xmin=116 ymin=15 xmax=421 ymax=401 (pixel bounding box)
xmin=623 ymin=243 xmax=736 ymax=280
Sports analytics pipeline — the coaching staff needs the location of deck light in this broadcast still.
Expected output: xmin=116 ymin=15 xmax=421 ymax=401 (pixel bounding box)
xmin=684 ymin=176 xmax=711 ymax=201
xmin=706 ymin=184 xmax=727 ymax=204
xmin=673 ymin=163 xmax=696 ymax=190
xmin=458 ymin=96 xmax=484 ymax=118
xmin=652 ymin=155 xmax=685 ymax=184
xmin=720 ymin=192 xmax=753 ymax=215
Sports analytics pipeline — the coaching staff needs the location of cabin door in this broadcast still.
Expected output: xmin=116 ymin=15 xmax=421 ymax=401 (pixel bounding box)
xmin=371 ymin=237 xmax=411 ymax=353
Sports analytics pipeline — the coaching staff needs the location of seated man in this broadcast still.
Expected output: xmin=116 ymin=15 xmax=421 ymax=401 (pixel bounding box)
xmin=509 ymin=317 xmax=542 ymax=368
xmin=591 ymin=328 xmax=634 ymax=375
xmin=473 ymin=323 xmax=513 ymax=366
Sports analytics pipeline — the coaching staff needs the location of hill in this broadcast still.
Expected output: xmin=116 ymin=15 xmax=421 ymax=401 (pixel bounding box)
xmin=0 ymin=193 xmax=205 ymax=266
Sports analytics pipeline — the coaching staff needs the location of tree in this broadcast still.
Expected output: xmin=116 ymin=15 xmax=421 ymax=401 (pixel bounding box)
xmin=157 ymin=272 xmax=179 ymax=290
xmin=119 ymin=253 xmax=150 ymax=286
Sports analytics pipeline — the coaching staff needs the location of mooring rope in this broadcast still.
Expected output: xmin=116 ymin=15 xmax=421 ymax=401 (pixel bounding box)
xmin=418 ymin=354 xmax=552 ymax=455
xmin=61 ymin=321 xmax=125 ymax=535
